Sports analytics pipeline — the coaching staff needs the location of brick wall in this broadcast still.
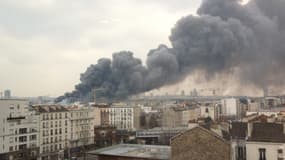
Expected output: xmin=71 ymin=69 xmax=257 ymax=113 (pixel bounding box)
xmin=171 ymin=127 xmax=231 ymax=160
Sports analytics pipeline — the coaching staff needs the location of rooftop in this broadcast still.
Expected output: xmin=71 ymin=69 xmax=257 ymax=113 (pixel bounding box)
xmin=249 ymin=123 xmax=285 ymax=143
xmin=32 ymin=105 xmax=68 ymax=112
xmin=87 ymin=144 xmax=170 ymax=160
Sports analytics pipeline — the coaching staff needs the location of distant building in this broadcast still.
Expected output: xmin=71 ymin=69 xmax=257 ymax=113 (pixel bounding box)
xmin=4 ymin=90 xmax=11 ymax=99
xmin=200 ymin=105 xmax=216 ymax=120
xmin=94 ymin=125 xmax=118 ymax=148
xmin=86 ymin=144 xmax=170 ymax=160
xmin=221 ymin=98 xmax=238 ymax=117
xmin=171 ymin=126 xmax=231 ymax=160
xmin=98 ymin=104 xmax=141 ymax=131
xmin=161 ymin=107 xmax=191 ymax=128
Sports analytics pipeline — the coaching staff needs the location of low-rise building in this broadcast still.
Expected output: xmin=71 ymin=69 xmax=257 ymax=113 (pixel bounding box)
xmin=171 ymin=126 xmax=231 ymax=160
xmin=86 ymin=144 xmax=170 ymax=160
xmin=94 ymin=125 xmax=118 ymax=148
xmin=247 ymin=123 xmax=285 ymax=160
xmin=136 ymin=127 xmax=191 ymax=145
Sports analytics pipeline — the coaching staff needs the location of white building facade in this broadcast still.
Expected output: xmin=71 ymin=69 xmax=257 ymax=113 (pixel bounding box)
xmin=68 ymin=106 xmax=95 ymax=148
xmin=221 ymin=98 xmax=238 ymax=117
xmin=246 ymin=142 xmax=285 ymax=160
xmin=33 ymin=105 xmax=70 ymax=160
xmin=0 ymin=99 xmax=39 ymax=160
xmin=99 ymin=103 xmax=141 ymax=131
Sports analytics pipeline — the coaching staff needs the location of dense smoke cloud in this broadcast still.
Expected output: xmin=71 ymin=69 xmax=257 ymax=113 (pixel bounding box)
xmin=56 ymin=0 xmax=285 ymax=102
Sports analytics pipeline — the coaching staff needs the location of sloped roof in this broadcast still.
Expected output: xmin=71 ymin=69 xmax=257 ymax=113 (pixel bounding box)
xmin=170 ymin=126 xmax=229 ymax=144
xmin=249 ymin=123 xmax=285 ymax=143
xmin=230 ymin=122 xmax=248 ymax=139
xmin=32 ymin=105 xmax=68 ymax=112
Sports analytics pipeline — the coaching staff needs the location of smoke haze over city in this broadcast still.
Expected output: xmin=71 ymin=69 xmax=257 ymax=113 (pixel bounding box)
xmin=56 ymin=0 xmax=285 ymax=102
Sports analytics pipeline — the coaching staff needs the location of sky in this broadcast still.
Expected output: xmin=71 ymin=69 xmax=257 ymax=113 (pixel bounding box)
xmin=0 ymin=0 xmax=202 ymax=97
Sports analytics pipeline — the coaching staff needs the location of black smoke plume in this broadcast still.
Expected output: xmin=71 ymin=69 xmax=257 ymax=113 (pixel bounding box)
xmin=56 ymin=0 xmax=285 ymax=102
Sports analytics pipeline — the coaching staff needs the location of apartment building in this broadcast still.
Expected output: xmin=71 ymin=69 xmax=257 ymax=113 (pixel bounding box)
xmin=162 ymin=107 xmax=193 ymax=128
xmin=230 ymin=122 xmax=285 ymax=160
xmin=68 ymin=106 xmax=95 ymax=148
xmin=98 ymin=103 xmax=141 ymax=131
xmin=0 ymin=99 xmax=39 ymax=160
xmin=32 ymin=105 xmax=70 ymax=160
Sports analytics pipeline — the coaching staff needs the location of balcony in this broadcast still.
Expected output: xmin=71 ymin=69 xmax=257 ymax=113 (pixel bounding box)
xmin=7 ymin=116 xmax=25 ymax=121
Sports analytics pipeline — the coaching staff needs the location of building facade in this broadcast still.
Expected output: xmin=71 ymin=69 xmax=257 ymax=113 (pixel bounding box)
xmin=32 ymin=105 xmax=70 ymax=160
xmin=68 ymin=106 xmax=95 ymax=148
xmin=98 ymin=104 xmax=141 ymax=131
xmin=0 ymin=99 xmax=39 ymax=160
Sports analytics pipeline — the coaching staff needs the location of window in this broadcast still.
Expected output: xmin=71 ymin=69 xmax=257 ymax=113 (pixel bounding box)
xmin=50 ymin=130 xmax=53 ymax=135
xmin=19 ymin=144 xmax=27 ymax=150
xmin=236 ymin=146 xmax=246 ymax=160
xmin=9 ymin=137 xmax=14 ymax=143
xmin=19 ymin=136 xmax=27 ymax=142
xmin=278 ymin=149 xmax=283 ymax=160
xmin=19 ymin=128 xmax=27 ymax=134
xmin=30 ymin=135 xmax=37 ymax=141
xmin=9 ymin=146 xmax=13 ymax=152
xmin=259 ymin=148 xmax=266 ymax=160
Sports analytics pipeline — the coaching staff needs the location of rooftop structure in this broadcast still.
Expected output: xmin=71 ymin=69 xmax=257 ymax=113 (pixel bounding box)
xmin=87 ymin=144 xmax=170 ymax=160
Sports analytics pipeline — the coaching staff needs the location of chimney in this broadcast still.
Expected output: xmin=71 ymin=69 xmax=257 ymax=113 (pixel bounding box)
xmin=247 ymin=122 xmax=253 ymax=139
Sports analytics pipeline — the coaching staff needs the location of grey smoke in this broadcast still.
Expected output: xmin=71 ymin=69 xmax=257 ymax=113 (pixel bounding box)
xmin=56 ymin=0 xmax=285 ymax=102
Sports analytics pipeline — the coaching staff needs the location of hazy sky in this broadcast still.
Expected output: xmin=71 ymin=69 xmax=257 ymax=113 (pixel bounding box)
xmin=0 ymin=0 xmax=201 ymax=97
